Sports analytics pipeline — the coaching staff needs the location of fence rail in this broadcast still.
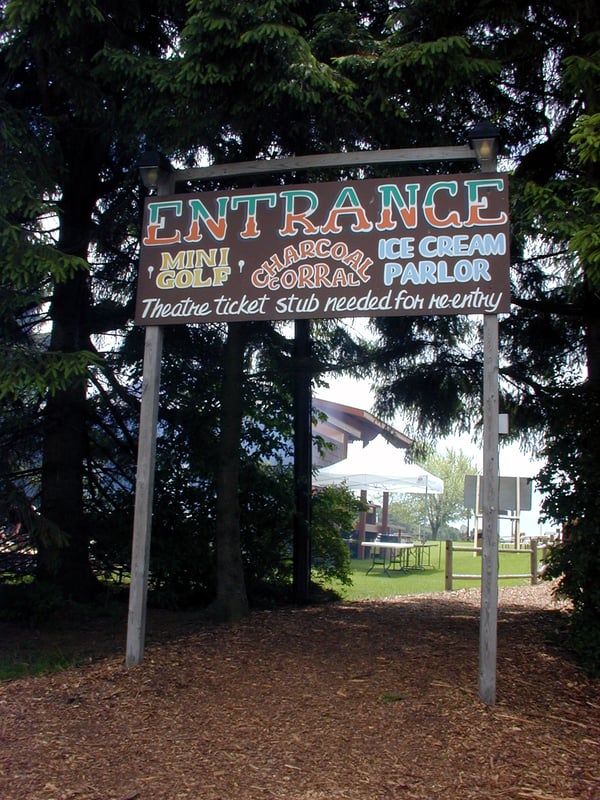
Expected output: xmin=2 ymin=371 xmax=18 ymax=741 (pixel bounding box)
xmin=444 ymin=540 xmax=549 ymax=591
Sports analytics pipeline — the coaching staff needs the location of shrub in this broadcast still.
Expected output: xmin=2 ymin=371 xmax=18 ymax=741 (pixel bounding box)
xmin=539 ymin=385 xmax=600 ymax=676
xmin=544 ymin=521 xmax=600 ymax=676
xmin=311 ymin=484 xmax=365 ymax=587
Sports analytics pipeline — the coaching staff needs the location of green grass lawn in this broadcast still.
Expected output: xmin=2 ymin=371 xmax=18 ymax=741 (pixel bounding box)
xmin=333 ymin=542 xmax=539 ymax=600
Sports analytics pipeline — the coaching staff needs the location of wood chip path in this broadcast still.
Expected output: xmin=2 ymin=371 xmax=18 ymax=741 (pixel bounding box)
xmin=1 ymin=584 xmax=599 ymax=800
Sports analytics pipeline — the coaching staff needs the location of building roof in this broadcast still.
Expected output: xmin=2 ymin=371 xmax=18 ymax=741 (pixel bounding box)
xmin=312 ymin=397 xmax=413 ymax=467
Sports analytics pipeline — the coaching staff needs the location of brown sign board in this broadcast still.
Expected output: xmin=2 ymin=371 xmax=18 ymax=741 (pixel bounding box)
xmin=135 ymin=173 xmax=510 ymax=325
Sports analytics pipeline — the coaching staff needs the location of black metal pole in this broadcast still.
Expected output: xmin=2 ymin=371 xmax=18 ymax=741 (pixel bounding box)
xmin=293 ymin=318 xmax=312 ymax=603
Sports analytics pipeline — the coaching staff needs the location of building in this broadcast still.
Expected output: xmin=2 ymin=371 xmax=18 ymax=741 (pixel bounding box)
xmin=312 ymin=397 xmax=412 ymax=468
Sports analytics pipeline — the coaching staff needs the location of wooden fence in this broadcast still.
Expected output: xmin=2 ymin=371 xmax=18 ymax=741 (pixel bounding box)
xmin=444 ymin=539 xmax=549 ymax=591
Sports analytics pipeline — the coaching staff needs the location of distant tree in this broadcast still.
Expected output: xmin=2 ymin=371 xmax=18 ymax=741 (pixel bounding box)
xmin=388 ymin=448 xmax=476 ymax=540
xmin=420 ymin=449 xmax=476 ymax=540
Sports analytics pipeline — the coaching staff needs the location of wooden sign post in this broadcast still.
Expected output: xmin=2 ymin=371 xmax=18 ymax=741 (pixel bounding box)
xmin=480 ymin=312 xmax=500 ymax=704
xmin=127 ymin=142 xmax=505 ymax=707
xmin=479 ymin=146 xmax=501 ymax=705
xmin=125 ymin=167 xmax=173 ymax=667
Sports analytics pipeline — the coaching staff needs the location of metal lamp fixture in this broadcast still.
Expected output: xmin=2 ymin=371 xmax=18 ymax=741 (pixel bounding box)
xmin=468 ymin=121 xmax=501 ymax=169
xmin=137 ymin=150 xmax=173 ymax=192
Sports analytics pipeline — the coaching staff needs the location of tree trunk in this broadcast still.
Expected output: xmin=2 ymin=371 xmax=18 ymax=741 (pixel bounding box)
xmin=210 ymin=322 xmax=249 ymax=622
xmin=38 ymin=378 xmax=97 ymax=599
xmin=37 ymin=151 xmax=101 ymax=601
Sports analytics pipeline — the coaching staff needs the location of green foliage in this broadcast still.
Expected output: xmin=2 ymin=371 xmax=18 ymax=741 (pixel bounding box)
xmin=311 ymin=484 xmax=364 ymax=587
xmin=238 ymin=463 xmax=295 ymax=602
xmin=126 ymin=463 xmax=362 ymax=607
xmin=0 ymin=0 xmax=196 ymax=600
xmin=420 ymin=448 xmax=476 ymax=539
xmin=0 ymin=99 xmax=93 ymax=404
xmin=518 ymin=114 xmax=600 ymax=292
xmin=562 ymin=31 xmax=600 ymax=101
xmin=3 ymin=0 xmax=105 ymax=34
xmin=0 ymin=350 xmax=99 ymax=401
xmin=567 ymin=116 xmax=600 ymax=289
xmin=242 ymin=469 xmax=363 ymax=598
xmin=570 ymin=114 xmax=600 ymax=167
xmin=375 ymin=35 xmax=499 ymax=84
xmin=544 ymin=526 xmax=600 ymax=677
xmin=539 ymin=386 xmax=600 ymax=675
xmin=179 ymin=0 xmax=362 ymax=157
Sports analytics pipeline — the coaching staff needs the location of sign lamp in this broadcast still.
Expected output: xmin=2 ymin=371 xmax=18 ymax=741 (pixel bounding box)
xmin=137 ymin=150 xmax=173 ymax=192
xmin=468 ymin=121 xmax=501 ymax=167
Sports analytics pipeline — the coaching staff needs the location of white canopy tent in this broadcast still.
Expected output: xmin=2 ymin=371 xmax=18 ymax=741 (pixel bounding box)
xmin=313 ymin=435 xmax=444 ymax=495
xmin=313 ymin=435 xmax=444 ymax=545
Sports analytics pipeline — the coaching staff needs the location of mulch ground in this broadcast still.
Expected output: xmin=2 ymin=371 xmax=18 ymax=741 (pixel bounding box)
xmin=1 ymin=583 xmax=599 ymax=800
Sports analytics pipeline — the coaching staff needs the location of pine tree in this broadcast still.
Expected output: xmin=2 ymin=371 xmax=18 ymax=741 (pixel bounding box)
xmin=1 ymin=0 xmax=191 ymax=599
